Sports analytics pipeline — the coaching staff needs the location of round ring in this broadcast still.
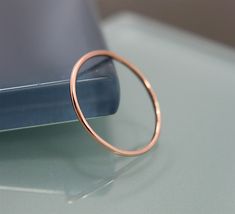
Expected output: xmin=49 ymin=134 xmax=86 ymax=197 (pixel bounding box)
xmin=70 ymin=50 xmax=161 ymax=157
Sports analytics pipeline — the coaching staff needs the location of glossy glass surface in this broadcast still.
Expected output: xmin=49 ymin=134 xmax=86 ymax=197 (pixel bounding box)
xmin=0 ymin=0 xmax=120 ymax=131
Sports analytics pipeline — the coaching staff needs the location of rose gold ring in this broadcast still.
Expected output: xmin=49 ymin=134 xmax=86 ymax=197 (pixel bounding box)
xmin=70 ymin=50 xmax=161 ymax=157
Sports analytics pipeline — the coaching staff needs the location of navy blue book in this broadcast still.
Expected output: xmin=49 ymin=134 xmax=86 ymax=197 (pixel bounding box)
xmin=0 ymin=0 xmax=120 ymax=131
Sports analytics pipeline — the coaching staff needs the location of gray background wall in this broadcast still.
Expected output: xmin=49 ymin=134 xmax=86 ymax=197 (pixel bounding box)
xmin=97 ymin=0 xmax=235 ymax=48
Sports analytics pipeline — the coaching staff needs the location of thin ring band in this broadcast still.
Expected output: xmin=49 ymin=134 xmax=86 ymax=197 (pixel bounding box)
xmin=70 ymin=50 xmax=161 ymax=157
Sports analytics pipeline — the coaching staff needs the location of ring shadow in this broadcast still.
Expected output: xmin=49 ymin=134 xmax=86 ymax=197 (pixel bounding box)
xmin=0 ymin=119 xmax=116 ymax=200
xmin=0 ymin=116 xmax=161 ymax=202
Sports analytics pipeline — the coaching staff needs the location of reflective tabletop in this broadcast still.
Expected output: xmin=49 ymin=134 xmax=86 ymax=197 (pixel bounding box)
xmin=0 ymin=13 xmax=235 ymax=213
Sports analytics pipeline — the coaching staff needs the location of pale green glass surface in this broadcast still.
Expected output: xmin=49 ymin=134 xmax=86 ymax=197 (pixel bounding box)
xmin=0 ymin=13 xmax=235 ymax=213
